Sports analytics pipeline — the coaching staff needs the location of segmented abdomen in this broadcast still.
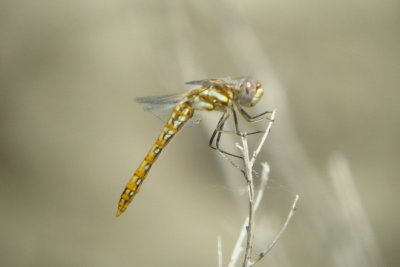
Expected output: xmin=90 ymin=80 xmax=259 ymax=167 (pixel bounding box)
xmin=116 ymin=102 xmax=194 ymax=216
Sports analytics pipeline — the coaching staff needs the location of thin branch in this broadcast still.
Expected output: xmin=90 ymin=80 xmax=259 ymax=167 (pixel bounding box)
xmin=238 ymin=133 xmax=256 ymax=267
xmin=228 ymin=221 xmax=246 ymax=267
xmin=221 ymin=112 xmax=299 ymax=267
xmin=227 ymin=163 xmax=270 ymax=267
xmin=251 ymin=110 xmax=277 ymax=166
xmin=217 ymin=235 xmax=223 ymax=267
xmin=239 ymin=111 xmax=276 ymax=267
xmin=251 ymin=195 xmax=300 ymax=266
xmin=329 ymin=153 xmax=385 ymax=267
xmin=226 ymin=115 xmax=278 ymax=267
xmin=254 ymin=163 xmax=271 ymax=212
xmin=219 ymin=149 xmax=245 ymax=176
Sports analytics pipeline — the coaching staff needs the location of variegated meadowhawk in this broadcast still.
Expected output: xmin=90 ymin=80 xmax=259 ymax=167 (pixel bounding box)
xmin=116 ymin=77 xmax=271 ymax=216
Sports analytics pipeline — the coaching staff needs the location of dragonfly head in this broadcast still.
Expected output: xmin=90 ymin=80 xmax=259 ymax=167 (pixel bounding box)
xmin=237 ymin=78 xmax=264 ymax=107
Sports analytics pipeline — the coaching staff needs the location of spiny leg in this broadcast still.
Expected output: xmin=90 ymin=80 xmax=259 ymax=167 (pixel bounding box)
xmin=216 ymin=129 xmax=266 ymax=136
xmin=232 ymin=108 xmax=241 ymax=135
xmin=212 ymin=109 xmax=270 ymax=176
xmin=232 ymin=108 xmax=265 ymax=135
xmin=210 ymin=109 xmax=266 ymax=159
xmin=215 ymin=108 xmax=264 ymax=159
xmin=238 ymin=107 xmax=274 ymax=123
xmin=208 ymin=111 xmax=229 ymax=150
xmin=209 ymin=112 xmax=243 ymax=159
xmin=215 ymin=115 xmax=243 ymax=159
xmin=213 ymin=128 xmax=265 ymax=158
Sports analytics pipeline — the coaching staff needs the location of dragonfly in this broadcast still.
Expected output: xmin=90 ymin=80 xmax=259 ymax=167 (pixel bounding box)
xmin=116 ymin=77 xmax=270 ymax=217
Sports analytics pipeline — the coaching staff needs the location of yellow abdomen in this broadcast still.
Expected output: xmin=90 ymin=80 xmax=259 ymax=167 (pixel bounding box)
xmin=116 ymin=102 xmax=194 ymax=216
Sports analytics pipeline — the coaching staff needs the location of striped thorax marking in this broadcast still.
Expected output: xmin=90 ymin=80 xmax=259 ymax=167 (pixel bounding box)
xmin=192 ymin=87 xmax=232 ymax=111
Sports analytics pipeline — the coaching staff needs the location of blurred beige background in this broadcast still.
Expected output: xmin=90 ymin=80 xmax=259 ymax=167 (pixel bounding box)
xmin=0 ymin=0 xmax=398 ymax=266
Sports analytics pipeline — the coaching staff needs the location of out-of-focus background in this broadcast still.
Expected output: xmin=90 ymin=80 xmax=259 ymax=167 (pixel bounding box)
xmin=0 ymin=0 xmax=398 ymax=266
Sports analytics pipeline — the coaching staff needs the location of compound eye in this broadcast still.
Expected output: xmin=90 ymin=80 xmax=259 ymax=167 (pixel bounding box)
xmin=243 ymin=80 xmax=257 ymax=100
xmin=245 ymin=80 xmax=256 ymax=94
xmin=239 ymin=79 xmax=257 ymax=106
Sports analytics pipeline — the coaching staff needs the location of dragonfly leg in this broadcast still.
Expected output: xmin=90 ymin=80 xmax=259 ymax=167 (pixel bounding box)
xmin=238 ymin=107 xmax=274 ymax=123
xmin=210 ymin=109 xmax=267 ymax=159
xmin=209 ymin=112 xmax=244 ymax=159
xmin=215 ymin=124 xmax=244 ymax=159
xmin=232 ymin=109 xmax=265 ymax=135
xmin=216 ymin=129 xmax=265 ymax=135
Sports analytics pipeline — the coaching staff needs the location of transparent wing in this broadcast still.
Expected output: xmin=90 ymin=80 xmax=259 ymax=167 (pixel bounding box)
xmin=135 ymin=93 xmax=201 ymax=127
xmin=185 ymin=78 xmax=236 ymax=87
xmin=135 ymin=93 xmax=185 ymax=106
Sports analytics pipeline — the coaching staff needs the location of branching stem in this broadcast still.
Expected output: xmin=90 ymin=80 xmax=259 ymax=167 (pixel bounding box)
xmin=221 ymin=109 xmax=299 ymax=267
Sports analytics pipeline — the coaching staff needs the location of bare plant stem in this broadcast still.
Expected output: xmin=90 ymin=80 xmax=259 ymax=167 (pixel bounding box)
xmin=329 ymin=153 xmax=385 ymax=266
xmin=217 ymin=235 xmax=223 ymax=267
xmin=236 ymin=111 xmax=276 ymax=267
xmin=228 ymin=163 xmax=270 ymax=267
xmin=239 ymin=133 xmax=255 ymax=266
xmin=252 ymin=195 xmax=299 ymax=266
xmin=222 ymin=110 xmax=299 ymax=267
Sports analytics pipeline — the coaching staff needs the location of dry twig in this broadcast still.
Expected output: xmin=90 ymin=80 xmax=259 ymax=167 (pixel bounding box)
xmin=218 ymin=235 xmax=223 ymax=267
xmin=329 ymin=153 xmax=385 ymax=267
xmin=219 ymin=110 xmax=299 ymax=267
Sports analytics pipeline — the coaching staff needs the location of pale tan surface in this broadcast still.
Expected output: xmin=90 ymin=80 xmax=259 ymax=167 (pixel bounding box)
xmin=0 ymin=0 xmax=398 ymax=266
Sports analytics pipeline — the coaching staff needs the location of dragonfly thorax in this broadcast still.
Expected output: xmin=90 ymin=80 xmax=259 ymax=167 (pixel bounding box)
xmin=191 ymin=87 xmax=234 ymax=111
